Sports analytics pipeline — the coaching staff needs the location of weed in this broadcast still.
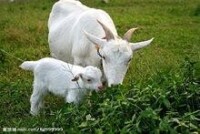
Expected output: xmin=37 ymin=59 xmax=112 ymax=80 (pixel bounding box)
xmin=194 ymin=4 xmax=200 ymax=16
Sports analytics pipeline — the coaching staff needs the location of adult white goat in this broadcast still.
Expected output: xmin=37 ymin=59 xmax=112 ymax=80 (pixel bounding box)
xmin=48 ymin=0 xmax=154 ymax=87
xmin=20 ymin=57 xmax=103 ymax=115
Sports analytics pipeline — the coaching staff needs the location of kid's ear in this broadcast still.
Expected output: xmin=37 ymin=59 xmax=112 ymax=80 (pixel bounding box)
xmin=71 ymin=74 xmax=82 ymax=81
xmin=71 ymin=76 xmax=79 ymax=81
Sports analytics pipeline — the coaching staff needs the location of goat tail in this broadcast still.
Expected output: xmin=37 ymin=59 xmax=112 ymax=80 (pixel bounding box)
xmin=20 ymin=61 xmax=38 ymax=71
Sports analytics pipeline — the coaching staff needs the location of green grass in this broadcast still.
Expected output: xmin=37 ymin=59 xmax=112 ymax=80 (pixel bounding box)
xmin=0 ymin=0 xmax=200 ymax=133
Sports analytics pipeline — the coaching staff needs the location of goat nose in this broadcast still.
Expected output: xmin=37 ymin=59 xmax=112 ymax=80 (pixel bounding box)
xmin=98 ymin=85 xmax=104 ymax=90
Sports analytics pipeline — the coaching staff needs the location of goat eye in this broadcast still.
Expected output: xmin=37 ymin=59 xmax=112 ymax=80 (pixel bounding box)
xmin=87 ymin=79 xmax=92 ymax=82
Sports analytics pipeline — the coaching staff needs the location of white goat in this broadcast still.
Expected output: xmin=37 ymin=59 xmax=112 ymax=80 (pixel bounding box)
xmin=48 ymin=0 xmax=154 ymax=87
xmin=20 ymin=57 xmax=103 ymax=115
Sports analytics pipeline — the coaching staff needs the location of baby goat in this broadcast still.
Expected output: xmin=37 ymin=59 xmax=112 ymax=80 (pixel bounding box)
xmin=20 ymin=57 xmax=103 ymax=115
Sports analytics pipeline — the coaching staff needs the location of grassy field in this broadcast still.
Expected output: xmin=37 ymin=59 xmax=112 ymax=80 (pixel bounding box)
xmin=0 ymin=0 xmax=200 ymax=133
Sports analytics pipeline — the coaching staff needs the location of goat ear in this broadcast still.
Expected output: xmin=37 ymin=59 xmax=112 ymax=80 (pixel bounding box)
xmin=84 ymin=30 xmax=106 ymax=48
xmin=71 ymin=76 xmax=79 ymax=81
xmin=130 ymin=38 xmax=154 ymax=51
xmin=71 ymin=74 xmax=83 ymax=82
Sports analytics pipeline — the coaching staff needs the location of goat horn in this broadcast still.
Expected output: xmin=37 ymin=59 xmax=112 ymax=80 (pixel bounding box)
xmin=97 ymin=20 xmax=115 ymax=41
xmin=123 ymin=27 xmax=138 ymax=41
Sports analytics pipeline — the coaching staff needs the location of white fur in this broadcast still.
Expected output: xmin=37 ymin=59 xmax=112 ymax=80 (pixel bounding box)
xmin=20 ymin=57 xmax=103 ymax=115
xmin=76 ymin=0 xmax=109 ymax=3
xmin=48 ymin=0 xmax=153 ymax=87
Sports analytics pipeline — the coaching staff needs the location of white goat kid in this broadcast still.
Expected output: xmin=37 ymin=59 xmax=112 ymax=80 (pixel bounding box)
xmin=48 ymin=0 xmax=154 ymax=87
xmin=76 ymin=0 xmax=109 ymax=3
xmin=20 ymin=57 xmax=103 ymax=115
